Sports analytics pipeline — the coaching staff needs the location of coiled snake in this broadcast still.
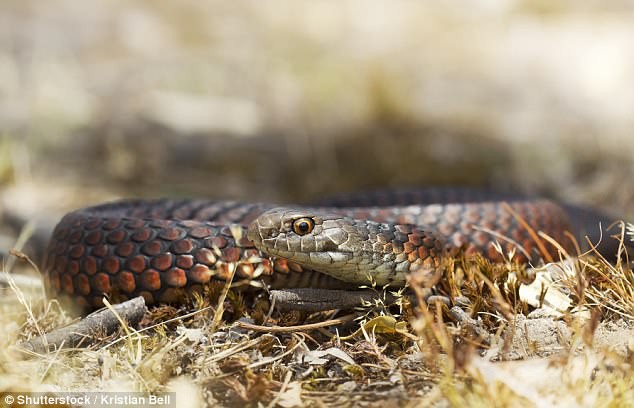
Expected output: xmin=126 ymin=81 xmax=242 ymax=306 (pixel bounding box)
xmin=43 ymin=189 xmax=611 ymax=310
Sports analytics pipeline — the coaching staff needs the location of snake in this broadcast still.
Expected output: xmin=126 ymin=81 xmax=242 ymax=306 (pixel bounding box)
xmin=42 ymin=189 xmax=614 ymax=311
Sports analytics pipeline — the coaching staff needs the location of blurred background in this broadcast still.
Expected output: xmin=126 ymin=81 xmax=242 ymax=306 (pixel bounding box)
xmin=1 ymin=0 xmax=634 ymax=252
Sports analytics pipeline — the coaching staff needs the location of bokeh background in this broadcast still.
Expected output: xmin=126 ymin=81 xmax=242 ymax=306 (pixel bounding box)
xmin=1 ymin=0 xmax=634 ymax=250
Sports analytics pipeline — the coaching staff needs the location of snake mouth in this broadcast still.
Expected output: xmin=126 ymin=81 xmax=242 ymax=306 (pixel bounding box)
xmin=259 ymin=244 xmax=354 ymax=266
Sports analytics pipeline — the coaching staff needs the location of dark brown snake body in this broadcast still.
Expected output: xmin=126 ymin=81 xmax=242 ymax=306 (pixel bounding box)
xmin=43 ymin=189 xmax=608 ymax=310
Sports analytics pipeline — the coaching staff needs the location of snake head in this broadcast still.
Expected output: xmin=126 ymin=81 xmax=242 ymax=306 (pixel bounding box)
xmin=247 ymin=207 xmax=357 ymax=255
xmin=247 ymin=207 xmax=444 ymax=287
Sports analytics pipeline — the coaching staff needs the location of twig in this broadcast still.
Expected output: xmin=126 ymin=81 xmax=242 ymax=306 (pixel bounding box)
xmin=235 ymin=314 xmax=356 ymax=333
xmin=19 ymin=296 xmax=147 ymax=354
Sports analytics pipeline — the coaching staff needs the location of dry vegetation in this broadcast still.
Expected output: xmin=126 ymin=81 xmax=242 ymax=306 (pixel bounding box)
xmin=2 ymin=223 xmax=634 ymax=407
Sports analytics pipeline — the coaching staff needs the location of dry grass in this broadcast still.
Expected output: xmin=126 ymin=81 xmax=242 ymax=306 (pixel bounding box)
xmin=2 ymin=228 xmax=634 ymax=407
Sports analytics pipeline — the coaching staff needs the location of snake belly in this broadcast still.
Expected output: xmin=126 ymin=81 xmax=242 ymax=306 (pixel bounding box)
xmin=43 ymin=194 xmax=573 ymax=310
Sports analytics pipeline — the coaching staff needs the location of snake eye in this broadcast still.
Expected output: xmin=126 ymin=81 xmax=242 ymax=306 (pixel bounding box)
xmin=292 ymin=217 xmax=315 ymax=235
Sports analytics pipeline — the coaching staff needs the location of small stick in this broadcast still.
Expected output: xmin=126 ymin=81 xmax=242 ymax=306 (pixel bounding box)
xmin=19 ymin=296 xmax=147 ymax=354
xmin=235 ymin=314 xmax=356 ymax=333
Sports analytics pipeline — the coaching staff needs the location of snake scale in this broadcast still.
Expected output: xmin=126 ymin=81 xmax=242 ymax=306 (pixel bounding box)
xmin=43 ymin=189 xmax=609 ymax=311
